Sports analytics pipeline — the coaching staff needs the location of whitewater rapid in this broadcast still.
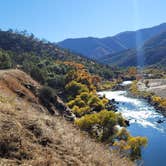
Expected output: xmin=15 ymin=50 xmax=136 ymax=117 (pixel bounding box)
xmin=98 ymin=90 xmax=166 ymax=166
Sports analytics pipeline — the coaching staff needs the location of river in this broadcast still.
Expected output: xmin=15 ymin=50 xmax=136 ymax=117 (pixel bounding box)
xmin=98 ymin=89 xmax=166 ymax=166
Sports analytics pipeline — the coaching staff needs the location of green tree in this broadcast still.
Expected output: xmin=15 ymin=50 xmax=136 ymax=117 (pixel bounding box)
xmin=0 ymin=50 xmax=12 ymax=69
xmin=39 ymin=86 xmax=56 ymax=103
xmin=30 ymin=67 xmax=47 ymax=84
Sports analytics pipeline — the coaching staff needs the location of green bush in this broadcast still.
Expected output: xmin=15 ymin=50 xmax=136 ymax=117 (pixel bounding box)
xmin=0 ymin=50 xmax=12 ymax=69
xmin=79 ymin=92 xmax=90 ymax=103
xmin=47 ymin=74 xmax=66 ymax=90
xmin=88 ymin=95 xmax=104 ymax=112
xmin=67 ymin=97 xmax=86 ymax=108
xmin=39 ymin=86 xmax=56 ymax=103
xmin=75 ymin=110 xmax=126 ymax=141
xmin=65 ymin=80 xmax=89 ymax=100
xmin=127 ymin=136 xmax=147 ymax=160
xmin=30 ymin=67 xmax=47 ymax=84
xmin=72 ymin=105 xmax=90 ymax=117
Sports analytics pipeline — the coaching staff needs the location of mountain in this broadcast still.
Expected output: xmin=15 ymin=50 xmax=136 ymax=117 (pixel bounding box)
xmin=58 ymin=23 xmax=166 ymax=60
xmin=101 ymin=31 xmax=166 ymax=67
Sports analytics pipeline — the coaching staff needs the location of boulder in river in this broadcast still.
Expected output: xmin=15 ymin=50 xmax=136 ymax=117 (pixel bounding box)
xmin=125 ymin=120 xmax=130 ymax=126
xmin=157 ymin=119 xmax=164 ymax=124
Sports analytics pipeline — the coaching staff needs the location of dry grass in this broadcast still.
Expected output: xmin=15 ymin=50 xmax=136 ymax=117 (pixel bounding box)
xmin=0 ymin=69 xmax=40 ymax=103
xmin=0 ymin=69 xmax=134 ymax=166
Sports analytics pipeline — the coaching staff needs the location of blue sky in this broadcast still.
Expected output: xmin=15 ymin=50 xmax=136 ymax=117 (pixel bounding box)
xmin=0 ymin=0 xmax=165 ymax=42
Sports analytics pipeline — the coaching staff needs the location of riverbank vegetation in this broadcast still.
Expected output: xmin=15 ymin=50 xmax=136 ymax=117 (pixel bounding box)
xmin=151 ymin=96 xmax=166 ymax=113
xmin=63 ymin=63 xmax=147 ymax=160
xmin=97 ymin=80 xmax=117 ymax=91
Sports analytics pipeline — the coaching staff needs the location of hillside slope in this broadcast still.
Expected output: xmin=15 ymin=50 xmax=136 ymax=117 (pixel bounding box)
xmin=0 ymin=69 xmax=132 ymax=166
xmin=0 ymin=29 xmax=90 ymax=63
xmin=58 ymin=23 xmax=166 ymax=60
xmin=101 ymin=31 xmax=166 ymax=67
xmin=0 ymin=30 xmax=116 ymax=80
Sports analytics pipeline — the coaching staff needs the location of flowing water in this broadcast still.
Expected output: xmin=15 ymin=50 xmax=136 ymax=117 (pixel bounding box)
xmin=98 ymin=90 xmax=166 ymax=166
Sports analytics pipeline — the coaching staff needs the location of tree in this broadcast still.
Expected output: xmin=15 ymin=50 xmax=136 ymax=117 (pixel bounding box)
xmin=39 ymin=86 xmax=56 ymax=103
xmin=47 ymin=75 xmax=66 ymax=90
xmin=0 ymin=50 xmax=12 ymax=69
xmin=30 ymin=67 xmax=47 ymax=84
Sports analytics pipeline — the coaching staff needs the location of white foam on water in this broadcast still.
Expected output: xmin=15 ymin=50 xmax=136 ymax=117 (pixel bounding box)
xmin=120 ymin=81 xmax=133 ymax=86
xmin=98 ymin=90 xmax=165 ymax=132
xmin=99 ymin=91 xmax=141 ymax=105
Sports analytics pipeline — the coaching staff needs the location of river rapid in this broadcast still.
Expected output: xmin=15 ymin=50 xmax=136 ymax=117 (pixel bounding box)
xmin=98 ymin=89 xmax=166 ymax=166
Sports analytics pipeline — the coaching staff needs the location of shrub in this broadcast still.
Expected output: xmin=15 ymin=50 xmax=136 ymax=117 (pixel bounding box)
xmin=39 ymin=86 xmax=56 ymax=103
xmin=127 ymin=136 xmax=147 ymax=160
xmin=114 ymin=134 xmax=147 ymax=160
xmin=151 ymin=96 xmax=162 ymax=103
xmin=88 ymin=95 xmax=104 ymax=112
xmin=67 ymin=97 xmax=86 ymax=108
xmin=30 ymin=67 xmax=47 ymax=84
xmin=116 ymin=127 xmax=130 ymax=141
xmin=101 ymin=97 xmax=109 ymax=105
xmin=47 ymin=74 xmax=66 ymax=90
xmin=65 ymin=81 xmax=89 ymax=100
xmin=79 ymin=92 xmax=90 ymax=103
xmin=75 ymin=110 xmax=126 ymax=141
xmin=160 ymin=99 xmax=166 ymax=108
xmin=151 ymin=95 xmax=166 ymax=109
xmin=97 ymin=81 xmax=116 ymax=91
xmin=72 ymin=105 xmax=90 ymax=117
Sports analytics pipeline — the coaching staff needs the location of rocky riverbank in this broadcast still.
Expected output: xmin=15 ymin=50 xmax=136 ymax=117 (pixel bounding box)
xmin=137 ymin=79 xmax=166 ymax=98
xmin=129 ymin=80 xmax=166 ymax=116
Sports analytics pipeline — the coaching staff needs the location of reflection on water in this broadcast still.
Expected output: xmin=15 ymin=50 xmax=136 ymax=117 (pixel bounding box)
xmin=98 ymin=90 xmax=166 ymax=166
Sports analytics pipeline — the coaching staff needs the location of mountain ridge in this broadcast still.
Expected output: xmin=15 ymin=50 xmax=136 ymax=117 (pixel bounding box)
xmin=101 ymin=31 xmax=166 ymax=67
xmin=58 ymin=23 xmax=166 ymax=60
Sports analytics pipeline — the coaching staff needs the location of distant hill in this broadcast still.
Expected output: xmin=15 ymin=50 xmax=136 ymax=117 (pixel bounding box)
xmin=0 ymin=30 xmax=84 ymax=62
xmin=58 ymin=23 xmax=166 ymax=60
xmin=101 ymin=31 xmax=166 ymax=67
